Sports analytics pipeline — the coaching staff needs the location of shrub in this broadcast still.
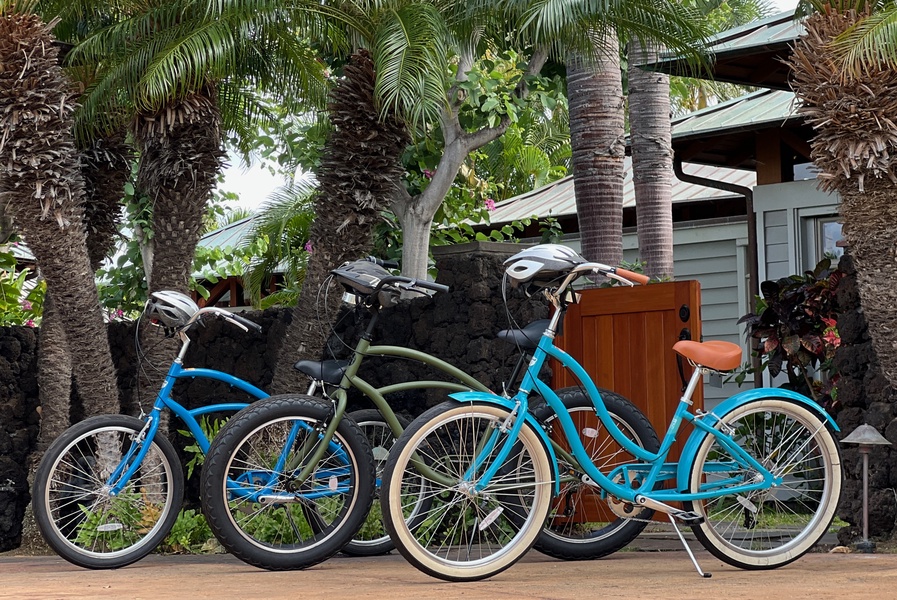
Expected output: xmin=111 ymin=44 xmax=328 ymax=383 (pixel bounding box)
xmin=737 ymin=258 xmax=842 ymax=411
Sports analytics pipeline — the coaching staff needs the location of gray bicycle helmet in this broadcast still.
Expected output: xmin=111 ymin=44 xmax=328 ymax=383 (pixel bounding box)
xmin=146 ymin=290 xmax=200 ymax=328
xmin=504 ymin=244 xmax=587 ymax=287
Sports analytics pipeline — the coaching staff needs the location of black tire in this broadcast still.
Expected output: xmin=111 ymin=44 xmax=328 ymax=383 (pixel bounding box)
xmin=684 ymin=398 xmax=842 ymax=569
xmin=32 ymin=414 xmax=184 ymax=569
xmin=341 ymin=409 xmax=410 ymax=556
xmin=533 ymin=387 xmax=660 ymax=560
xmin=200 ymin=394 xmax=375 ymax=570
xmin=381 ymin=401 xmax=553 ymax=582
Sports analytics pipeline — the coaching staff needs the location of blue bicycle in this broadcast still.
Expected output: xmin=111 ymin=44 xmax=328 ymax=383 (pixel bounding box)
xmin=31 ymin=291 xmax=269 ymax=569
xmin=381 ymin=244 xmax=843 ymax=581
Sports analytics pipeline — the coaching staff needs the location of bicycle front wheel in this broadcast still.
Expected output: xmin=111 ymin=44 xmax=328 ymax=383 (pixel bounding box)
xmin=341 ymin=409 xmax=410 ymax=557
xmin=533 ymin=387 xmax=659 ymax=560
xmin=381 ymin=402 xmax=553 ymax=582
xmin=200 ymin=394 xmax=375 ymax=570
xmin=685 ymin=398 xmax=842 ymax=569
xmin=32 ymin=414 xmax=183 ymax=569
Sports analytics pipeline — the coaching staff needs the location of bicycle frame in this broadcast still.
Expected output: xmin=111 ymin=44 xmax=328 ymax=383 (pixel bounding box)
xmin=279 ymin=303 xmax=491 ymax=487
xmin=108 ymin=328 xmax=269 ymax=496
xmin=457 ymin=277 xmax=836 ymax=509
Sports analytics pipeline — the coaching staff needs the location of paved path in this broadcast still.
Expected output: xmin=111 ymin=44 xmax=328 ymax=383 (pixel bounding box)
xmin=2 ymin=547 xmax=896 ymax=600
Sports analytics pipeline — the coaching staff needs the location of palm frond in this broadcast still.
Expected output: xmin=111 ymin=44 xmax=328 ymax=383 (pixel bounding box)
xmin=831 ymin=5 xmax=897 ymax=74
xmin=241 ymin=180 xmax=316 ymax=308
xmin=372 ymin=3 xmax=451 ymax=128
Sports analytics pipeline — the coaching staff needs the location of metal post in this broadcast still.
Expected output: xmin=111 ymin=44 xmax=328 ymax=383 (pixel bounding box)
xmin=862 ymin=449 xmax=869 ymax=543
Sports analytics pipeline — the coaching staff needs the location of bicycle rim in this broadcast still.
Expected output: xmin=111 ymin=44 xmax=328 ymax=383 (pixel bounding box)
xmin=536 ymin=389 xmax=658 ymax=559
xmin=217 ymin=415 xmax=364 ymax=556
xmin=342 ymin=410 xmax=407 ymax=556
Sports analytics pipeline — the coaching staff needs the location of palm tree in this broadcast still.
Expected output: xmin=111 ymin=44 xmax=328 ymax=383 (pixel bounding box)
xmin=241 ymin=181 xmax=316 ymax=308
xmin=58 ymin=0 xmax=328 ymax=412
xmin=0 ymin=2 xmax=119 ymax=424
xmin=526 ymin=0 xmax=708 ymax=266
xmin=629 ymin=39 xmax=673 ymax=278
xmin=569 ymin=40 xmax=627 ymax=266
xmin=787 ymin=1 xmax=897 ymax=387
xmin=269 ymin=49 xmax=410 ymax=393
xmin=67 ymin=0 xmax=328 ymax=291
xmin=628 ymin=0 xmax=772 ymax=279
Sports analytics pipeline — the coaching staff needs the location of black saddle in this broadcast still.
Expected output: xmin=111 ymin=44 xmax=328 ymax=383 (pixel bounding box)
xmin=293 ymin=359 xmax=351 ymax=385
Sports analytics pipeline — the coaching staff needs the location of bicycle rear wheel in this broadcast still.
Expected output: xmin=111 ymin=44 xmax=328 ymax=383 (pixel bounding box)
xmin=200 ymin=394 xmax=375 ymax=570
xmin=32 ymin=414 xmax=183 ymax=569
xmin=381 ymin=401 xmax=553 ymax=582
xmin=685 ymin=398 xmax=842 ymax=569
xmin=533 ymin=387 xmax=659 ymax=560
xmin=341 ymin=409 xmax=410 ymax=556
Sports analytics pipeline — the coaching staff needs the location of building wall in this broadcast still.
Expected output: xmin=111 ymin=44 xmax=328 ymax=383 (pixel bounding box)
xmin=754 ymin=179 xmax=841 ymax=281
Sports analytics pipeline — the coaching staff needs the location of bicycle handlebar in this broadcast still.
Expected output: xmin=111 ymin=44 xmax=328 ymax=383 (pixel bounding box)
xmin=375 ymin=275 xmax=450 ymax=296
xmin=568 ymin=262 xmax=650 ymax=287
xmin=190 ymin=306 xmax=263 ymax=334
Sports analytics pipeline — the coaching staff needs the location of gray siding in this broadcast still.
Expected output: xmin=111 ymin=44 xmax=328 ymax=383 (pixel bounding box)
xmin=764 ymin=209 xmax=791 ymax=280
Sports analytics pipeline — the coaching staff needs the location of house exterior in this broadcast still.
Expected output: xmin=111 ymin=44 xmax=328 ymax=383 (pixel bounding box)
xmin=480 ymin=10 xmax=843 ymax=404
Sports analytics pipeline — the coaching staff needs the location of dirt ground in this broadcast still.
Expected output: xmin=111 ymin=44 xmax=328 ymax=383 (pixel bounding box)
xmin=2 ymin=544 xmax=897 ymax=600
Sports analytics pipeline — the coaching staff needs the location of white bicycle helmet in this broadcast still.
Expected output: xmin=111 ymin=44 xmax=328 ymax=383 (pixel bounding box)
xmin=504 ymin=244 xmax=587 ymax=287
xmin=146 ymin=291 xmax=200 ymax=328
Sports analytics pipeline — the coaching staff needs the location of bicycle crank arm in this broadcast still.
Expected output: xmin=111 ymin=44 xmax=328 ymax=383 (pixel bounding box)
xmin=258 ymin=494 xmax=302 ymax=504
xmin=634 ymin=495 xmax=704 ymax=525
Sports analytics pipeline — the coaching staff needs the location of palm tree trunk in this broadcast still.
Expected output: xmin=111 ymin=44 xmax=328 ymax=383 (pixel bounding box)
xmin=789 ymin=8 xmax=897 ymax=387
xmin=81 ymin=133 xmax=132 ymax=270
xmin=0 ymin=10 xmax=119 ymax=419
xmin=35 ymin=295 xmax=72 ymax=451
xmin=131 ymin=91 xmax=225 ymax=431
xmin=629 ymin=40 xmax=673 ymax=279
xmin=568 ymin=36 xmax=626 ymax=265
xmin=269 ymin=50 xmax=409 ymax=393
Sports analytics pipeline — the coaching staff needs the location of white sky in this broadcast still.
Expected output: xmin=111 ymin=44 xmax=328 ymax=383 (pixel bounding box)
xmin=218 ymin=0 xmax=803 ymax=213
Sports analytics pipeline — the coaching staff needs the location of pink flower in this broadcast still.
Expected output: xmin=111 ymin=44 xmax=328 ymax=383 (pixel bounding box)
xmin=823 ymin=329 xmax=841 ymax=348
xmin=21 ymin=300 xmax=32 ymax=311
xmin=484 ymin=198 xmax=496 ymax=212
xmin=422 ymin=169 xmax=434 ymax=179
xmin=304 ymin=241 xmax=313 ymax=253
xmin=25 ymin=319 xmax=35 ymax=328
xmin=115 ymin=309 xmax=124 ymax=319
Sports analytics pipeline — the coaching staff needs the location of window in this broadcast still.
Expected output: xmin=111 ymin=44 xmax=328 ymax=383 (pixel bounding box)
xmin=800 ymin=214 xmax=843 ymax=272
xmin=819 ymin=218 xmax=844 ymax=262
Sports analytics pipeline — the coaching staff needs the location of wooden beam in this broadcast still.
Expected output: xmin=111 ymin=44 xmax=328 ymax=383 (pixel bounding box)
xmin=755 ymin=129 xmax=784 ymax=184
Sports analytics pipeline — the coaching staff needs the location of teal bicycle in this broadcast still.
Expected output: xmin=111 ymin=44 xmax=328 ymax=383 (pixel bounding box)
xmin=381 ymin=244 xmax=843 ymax=581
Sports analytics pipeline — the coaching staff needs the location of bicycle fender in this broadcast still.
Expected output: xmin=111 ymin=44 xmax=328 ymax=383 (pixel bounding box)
xmin=676 ymin=387 xmax=839 ymax=492
xmin=449 ymin=391 xmax=560 ymax=495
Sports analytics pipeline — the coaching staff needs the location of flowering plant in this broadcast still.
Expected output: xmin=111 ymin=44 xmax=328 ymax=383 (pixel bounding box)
xmin=737 ymin=258 xmax=842 ymax=410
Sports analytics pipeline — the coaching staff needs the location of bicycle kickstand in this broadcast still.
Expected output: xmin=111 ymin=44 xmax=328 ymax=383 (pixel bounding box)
xmin=667 ymin=513 xmax=712 ymax=578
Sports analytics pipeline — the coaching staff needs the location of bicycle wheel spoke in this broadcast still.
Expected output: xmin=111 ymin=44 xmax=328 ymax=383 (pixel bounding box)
xmin=687 ymin=399 xmax=840 ymax=569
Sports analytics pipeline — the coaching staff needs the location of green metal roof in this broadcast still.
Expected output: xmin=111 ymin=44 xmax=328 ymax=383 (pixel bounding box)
xmin=197 ymin=216 xmax=255 ymax=250
xmin=704 ymin=10 xmax=802 ymax=55
xmin=653 ymin=10 xmax=801 ymax=90
xmin=484 ymin=157 xmax=755 ymax=225
xmin=671 ymin=88 xmax=798 ymax=142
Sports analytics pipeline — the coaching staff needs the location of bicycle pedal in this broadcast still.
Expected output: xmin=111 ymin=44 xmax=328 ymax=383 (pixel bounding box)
xmin=673 ymin=511 xmax=704 ymax=526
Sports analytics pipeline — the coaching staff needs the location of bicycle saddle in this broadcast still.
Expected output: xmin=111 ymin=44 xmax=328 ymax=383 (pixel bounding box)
xmin=496 ymin=319 xmax=558 ymax=351
xmin=293 ymin=359 xmax=351 ymax=385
